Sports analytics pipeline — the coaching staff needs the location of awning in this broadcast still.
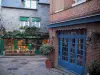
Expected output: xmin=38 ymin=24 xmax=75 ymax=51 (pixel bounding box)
xmin=48 ymin=14 xmax=100 ymax=28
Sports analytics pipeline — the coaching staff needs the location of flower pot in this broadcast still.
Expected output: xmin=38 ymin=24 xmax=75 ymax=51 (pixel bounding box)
xmin=45 ymin=59 xmax=53 ymax=68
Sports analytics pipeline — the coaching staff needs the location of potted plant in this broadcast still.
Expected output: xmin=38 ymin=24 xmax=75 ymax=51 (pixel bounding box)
xmin=40 ymin=44 xmax=54 ymax=68
xmin=87 ymin=60 xmax=100 ymax=75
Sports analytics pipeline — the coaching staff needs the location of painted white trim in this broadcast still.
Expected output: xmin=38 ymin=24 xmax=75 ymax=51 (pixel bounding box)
xmin=55 ymin=9 xmax=64 ymax=13
xmin=72 ymin=0 xmax=86 ymax=7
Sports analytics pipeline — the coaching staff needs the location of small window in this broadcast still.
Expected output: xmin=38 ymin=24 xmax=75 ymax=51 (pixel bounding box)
xmin=21 ymin=21 xmax=29 ymax=27
xmin=25 ymin=0 xmax=37 ymax=9
xmin=32 ymin=18 xmax=41 ymax=28
xmin=72 ymin=0 xmax=86 ymax=7
xmin=32 ymin=22 xmax=40 ymax=28
xmin=20 ymin=17 xmax=41 ymax=28
xmin=20 ymin=16 xmax=29 ymax=27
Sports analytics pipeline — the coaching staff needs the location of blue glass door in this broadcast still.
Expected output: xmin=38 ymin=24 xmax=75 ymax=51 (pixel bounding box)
xmin=58 ymin=30 xmax=86 ymax=75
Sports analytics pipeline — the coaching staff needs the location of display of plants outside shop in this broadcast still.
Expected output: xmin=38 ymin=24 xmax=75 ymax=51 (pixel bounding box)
xmin=40 ymin=44 xmax=54 ymax=68
xmin=0 ymin=25 xmax=49 ymax=56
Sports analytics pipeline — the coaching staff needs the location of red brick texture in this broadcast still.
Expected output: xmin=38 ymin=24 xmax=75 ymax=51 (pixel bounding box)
xmin=86 ymin=22 xmax=100 ymax=66
xmin=50 ymin=0 xmax=100 ymax=23
xmin=49 ymin=0 xmax=100 ymax=69
xmin=49 ymin=28 xmax=59 ymax=66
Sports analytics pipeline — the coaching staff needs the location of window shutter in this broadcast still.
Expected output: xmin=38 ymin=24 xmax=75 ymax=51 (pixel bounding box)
xmin=32 ymin=18 xmax=41 ymax=22
xmin=20 ymin=17 xmax=29 ymax=21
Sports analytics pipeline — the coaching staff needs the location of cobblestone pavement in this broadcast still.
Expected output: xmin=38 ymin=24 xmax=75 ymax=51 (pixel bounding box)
xmin=0 ymin=56 xmax=70 ymax=75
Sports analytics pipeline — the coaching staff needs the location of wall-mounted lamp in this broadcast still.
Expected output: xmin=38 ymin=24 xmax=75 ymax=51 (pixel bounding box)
xmin=86 ymin=37 xmax=91 ymax=46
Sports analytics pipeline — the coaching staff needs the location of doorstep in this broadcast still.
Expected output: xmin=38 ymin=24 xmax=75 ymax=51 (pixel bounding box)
xmin=55 ymin=65 xmax=77 ymax=75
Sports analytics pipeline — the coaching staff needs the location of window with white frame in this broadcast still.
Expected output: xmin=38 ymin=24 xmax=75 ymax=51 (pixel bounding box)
xmin=21 ymin=21 xmax=29 ymax=27
xmin=25 ymin=0 xmax=37 ymax=9
xmin=32 ymin=18 xmax=41 ymax=28
xmin=72 ymin=0 xmax=86 ymax=7
xmin=20 ymin=17 xmax=41 ymax=28
xmin=32 ymin=22 xmax=40 ymax=28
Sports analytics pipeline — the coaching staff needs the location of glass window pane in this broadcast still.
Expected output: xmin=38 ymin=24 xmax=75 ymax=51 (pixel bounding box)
xmin=62 ymin=56 xmax=65 ymax=60
xmin=25 ymin=0 xmax=30 ymax=8
xmin=78 ymin=44 xmax=83 ymax=49
xmin=70 ymin=48 xmax=75 ymax=53
xmin=31 ymin=0 xmax=37 ymax=9
xmin=70 ymin=53 xmax=75 ymax=58
xmin=70 ymin=58 xmax=75 ymax=63
xmin=25 ymin=21 xmax=29 ymax=26
xmin=78 ymin=38 xmax=84 ymax=44
xmin=72 ymin=38 xmax=75 ymax=43
xmin=78 ymin=49 xmax=83 ymax=55
xmin=62 ymin=47 xmax=66 ymax=51
xmin=77 ymin=55 xmax=83 ymax=66
xmin=65 ymin=57 xmax=68 ymax=61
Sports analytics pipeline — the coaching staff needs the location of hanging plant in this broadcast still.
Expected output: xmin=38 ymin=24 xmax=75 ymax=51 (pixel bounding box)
xmin=40 ymin=44 xmax=54 ymax=59
xmin=87 ymin=60 xmax=100 ymax=75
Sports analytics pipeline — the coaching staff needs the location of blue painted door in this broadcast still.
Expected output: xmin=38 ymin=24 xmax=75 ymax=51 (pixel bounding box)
xmin=58 ymin=30 xmax=86 ymax=75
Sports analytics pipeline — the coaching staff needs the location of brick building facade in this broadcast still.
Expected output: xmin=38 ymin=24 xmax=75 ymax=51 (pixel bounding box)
xmin=48 ymin=0 xmax=100 ymax=75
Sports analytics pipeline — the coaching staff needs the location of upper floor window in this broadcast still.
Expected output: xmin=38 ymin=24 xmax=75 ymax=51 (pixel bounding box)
xmin=32 ymin=18 xmax=41 ymax=28
xmin=19 ymin=17 xmax=41 ymax=28
xmin=25 ymin=0 xmax=37 ymax=9
xmin=72 ymin=0 xmax=86 ymax=7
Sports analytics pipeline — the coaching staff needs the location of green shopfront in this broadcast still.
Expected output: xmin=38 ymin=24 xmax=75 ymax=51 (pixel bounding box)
xmin=0 ymin=33 xmax=48 ymax=56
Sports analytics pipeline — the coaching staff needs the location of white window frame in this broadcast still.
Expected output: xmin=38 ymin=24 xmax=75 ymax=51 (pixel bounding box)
xmin=21 ymin=21 xmax=29 ymax=27
xmin=55 ymin=9 xmax=64 ymax=13
xmin=32 ymin=21 xmax=40 ymax=28
xmin=25 ymin=0 xmax=30 ymax=8
xmin=31 ymin=0 xmax=37 ymax=9
xmin=25 ymin=0 xmax=37 ymax=9
xmin=72 ymin=0 xmax=86 ymax=7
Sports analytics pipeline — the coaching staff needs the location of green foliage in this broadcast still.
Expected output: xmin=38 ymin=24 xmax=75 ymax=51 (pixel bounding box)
xmin=0 ymin=25 xmax=6 ymax=34
xmin=40 ymin=44 xmax=54 ymax=55
xmin=5 ymin=30 xmax=21 ymax=37
xmin=87 ymin=60 xmax=100 ymax=75
xmin=19 ymin=26 xmax=25 ymax=29
xmin=24 ymin=26 xmax=40 ymax=35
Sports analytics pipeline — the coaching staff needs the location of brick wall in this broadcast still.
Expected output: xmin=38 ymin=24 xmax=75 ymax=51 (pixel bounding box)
xmin=86 ymin=22 xmax=100 ymax=66
xmin=50 ymin=0 xmax=100 ymax=23
xmin=49 ymin=28 xmax=59 ymax=66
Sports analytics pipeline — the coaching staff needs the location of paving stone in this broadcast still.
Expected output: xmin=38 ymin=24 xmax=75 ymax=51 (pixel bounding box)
xmin=0 ymin=56 xmax=72 ymax=75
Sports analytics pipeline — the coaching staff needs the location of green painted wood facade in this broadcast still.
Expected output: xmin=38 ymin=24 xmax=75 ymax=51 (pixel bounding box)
xmin=0 ymin=39 xmax=4 ymax=55
xmin=14 ymin=39 xmax=18 ymax=50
